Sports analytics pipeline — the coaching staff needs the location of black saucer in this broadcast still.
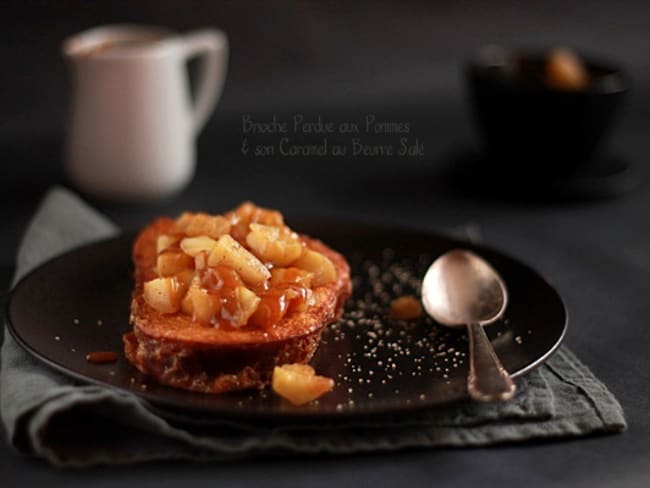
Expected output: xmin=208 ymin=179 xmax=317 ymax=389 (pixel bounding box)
xmin=444 ymin=149 xmax=635 ymax=202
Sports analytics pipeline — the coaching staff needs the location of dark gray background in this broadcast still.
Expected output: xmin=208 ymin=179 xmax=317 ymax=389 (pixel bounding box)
xmin=1 ymin=1 xmax=649 ymax=485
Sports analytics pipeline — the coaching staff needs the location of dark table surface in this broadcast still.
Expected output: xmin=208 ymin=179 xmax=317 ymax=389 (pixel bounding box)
xmin=1 ymin=1 xmax=650 ymax=486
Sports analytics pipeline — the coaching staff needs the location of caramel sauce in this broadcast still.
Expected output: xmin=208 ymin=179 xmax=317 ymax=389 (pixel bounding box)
xmin=249 ymin=288 xmax=290 ymax=328
xmin=229 ymin=219 xmax=250 ymax=244
xmin=249 ymin=286 xmax=310 ymax=328
xmin=85 ymin=351 xmax=118 ymax=364
xmin=186 ymin=265 xmax=308 ymax=330
xmin=164 ymin=242 xmax=182 ymax=253
xmin=201 ymin=265 xmax=243 ymax=290
xmin=159 ymin=249 xmax=194 ymax=269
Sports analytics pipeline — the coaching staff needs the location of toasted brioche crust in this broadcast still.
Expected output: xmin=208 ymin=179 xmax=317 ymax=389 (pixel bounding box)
xmin=124 ymin=217 xmax=351 ymax=393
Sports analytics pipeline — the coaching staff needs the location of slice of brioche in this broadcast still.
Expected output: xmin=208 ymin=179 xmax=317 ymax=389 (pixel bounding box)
xmin=124 ymin=217 xmax=351 ymax=394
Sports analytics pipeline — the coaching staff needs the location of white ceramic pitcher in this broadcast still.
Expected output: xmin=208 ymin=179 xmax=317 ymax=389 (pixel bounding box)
xmin=63 ymin=25 xmax=228 ymax=201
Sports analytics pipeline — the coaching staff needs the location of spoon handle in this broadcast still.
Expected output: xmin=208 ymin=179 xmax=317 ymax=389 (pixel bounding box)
xmin=467 ymin=323 xmax=516 ymax=402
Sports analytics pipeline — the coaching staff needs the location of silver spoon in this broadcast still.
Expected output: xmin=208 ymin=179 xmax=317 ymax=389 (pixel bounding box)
xmin=421 ymin=249 xmax=516 ymax=402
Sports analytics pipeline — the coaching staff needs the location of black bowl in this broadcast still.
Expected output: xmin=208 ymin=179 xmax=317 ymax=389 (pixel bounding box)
xmin=466 ymin=45 xmax=628 ymax=178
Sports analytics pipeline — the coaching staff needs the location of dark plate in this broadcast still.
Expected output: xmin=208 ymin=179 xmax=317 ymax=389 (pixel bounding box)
xmin=6 ymin=221 xmax=567 ymax=423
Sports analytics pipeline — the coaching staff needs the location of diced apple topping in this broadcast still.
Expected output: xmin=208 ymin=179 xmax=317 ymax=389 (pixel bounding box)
xmin=221 ymin=286 xmax=261 ymax=328
xmin=185 ymin=285 xmax=216 ymax=325
xmin=180 ymin=236 xmax=218 ymax=257
xmin=285 ymin=286 xmax=314 ymax=313
xmin=148 ymin=203 xmax=342 ymax=330
xmin=246 ymin=223 xmax=304 ymax=266
xmin=156 ymin=251 xmax=194 ymax=277
xmin=272 ymin=364 xmax=334 ymax=406
xmin=157 ymin=234 xmax=179 ymax=254
xmin=233 ymin=201 xmax=284 ymax=227
xmin=194 ymin=251 xmax=209 ymax=271
xmin=181 ymin=291 xmax=194 ymax=316
xmin=268 ymin=268 xmax=315 ymax=314
xmin=143 ymin=277 xmax=186 ymax=314
xmin=208 ymin=234 xmax=271 ymax=285
xmin=176 ymin=212 xmax=231 ymax=239
xmin=270 ymin=267 xmax=314 ymax=288
xmin=228 ymin=202 xmax=285 ymax=242
xmin=292 ymin=249 xmax=336 ymax=286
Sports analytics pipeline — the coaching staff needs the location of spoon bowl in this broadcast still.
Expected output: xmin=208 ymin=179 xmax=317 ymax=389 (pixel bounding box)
xmin=422 ymin=249 xmax=508 ymax=327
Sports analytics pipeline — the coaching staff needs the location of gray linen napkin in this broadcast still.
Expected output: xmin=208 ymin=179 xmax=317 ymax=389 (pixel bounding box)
xmin=0 ymin=187 xmax=626 ymax=468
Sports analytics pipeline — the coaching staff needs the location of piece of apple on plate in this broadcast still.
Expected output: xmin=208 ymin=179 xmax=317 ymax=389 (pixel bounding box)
xmin=272 ymin=364 xmax=334 ymax=406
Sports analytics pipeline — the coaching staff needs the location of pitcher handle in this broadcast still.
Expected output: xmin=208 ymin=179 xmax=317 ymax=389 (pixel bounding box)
xmin=182 ymin=29 xmax=228 ymax=134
